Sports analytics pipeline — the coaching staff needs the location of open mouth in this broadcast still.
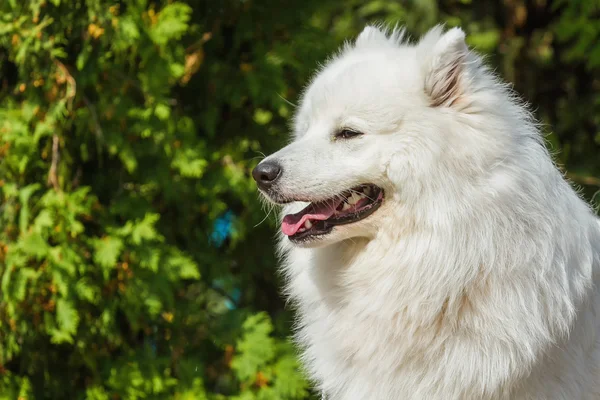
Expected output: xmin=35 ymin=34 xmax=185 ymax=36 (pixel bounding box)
xmin=281 ymin=184 xmax=384 ymax=243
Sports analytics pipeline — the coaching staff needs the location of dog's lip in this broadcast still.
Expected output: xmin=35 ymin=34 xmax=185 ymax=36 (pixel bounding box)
xmin=282 ymin=184 xmax=384 ymax=242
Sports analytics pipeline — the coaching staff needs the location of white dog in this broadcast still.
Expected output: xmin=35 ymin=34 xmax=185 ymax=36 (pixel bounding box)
xmin=252 ymin=25 xmax=600 ymax=399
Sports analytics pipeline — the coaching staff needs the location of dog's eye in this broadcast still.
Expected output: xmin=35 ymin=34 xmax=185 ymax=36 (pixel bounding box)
xmin=335 ymin=129 xmax=363 ymax=140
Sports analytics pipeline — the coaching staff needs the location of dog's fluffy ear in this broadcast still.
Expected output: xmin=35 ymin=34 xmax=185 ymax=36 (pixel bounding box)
xmin=418 ymin=26 xmax=469 ymax=108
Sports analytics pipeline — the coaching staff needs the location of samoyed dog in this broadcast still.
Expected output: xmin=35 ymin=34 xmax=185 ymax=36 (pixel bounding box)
xmin=252 ymin=25 xmax=600 ymax=399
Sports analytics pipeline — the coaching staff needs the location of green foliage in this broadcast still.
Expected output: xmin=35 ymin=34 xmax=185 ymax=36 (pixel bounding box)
xmin=0 ymin=0 xmax=598 ymax=399
xmin=230 ymin=313 xmax=309 ymax=400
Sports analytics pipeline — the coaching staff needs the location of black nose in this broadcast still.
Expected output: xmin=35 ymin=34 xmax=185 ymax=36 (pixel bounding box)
xmin=252 ymin=161 xmax=282 ymax=189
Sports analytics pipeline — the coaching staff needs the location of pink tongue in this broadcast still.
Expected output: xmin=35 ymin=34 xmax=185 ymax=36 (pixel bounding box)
xmin=282 ymin=201 xmax=341 ymax=236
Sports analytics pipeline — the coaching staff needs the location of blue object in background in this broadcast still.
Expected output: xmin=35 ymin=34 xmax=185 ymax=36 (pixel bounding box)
xmin=210 ymin=211 xmax=241 ymax=309
xmin=147 ymin=325 xmax=158 ymax=357
xmin=147 ymin=211 xmax=239 ymax=354
xmin=210 ymin=210 xmax=235 ymax=247
xmin=227 ymin=288 xmax=241 ymax=310
xmin=213 ymin=279 xmax=241 ymax=310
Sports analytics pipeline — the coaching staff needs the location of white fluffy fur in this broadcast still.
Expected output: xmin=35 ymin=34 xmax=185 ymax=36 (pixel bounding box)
xmin=258 ymin=25 xmax=600 ymax=399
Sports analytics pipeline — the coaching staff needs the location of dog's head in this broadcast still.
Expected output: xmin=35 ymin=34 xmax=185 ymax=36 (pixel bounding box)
xmin=254 ymin=25 xmax=520 ymax=248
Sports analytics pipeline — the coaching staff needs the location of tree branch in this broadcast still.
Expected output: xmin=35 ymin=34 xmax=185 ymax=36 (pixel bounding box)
xmin=47 ymin=134 xmax=60 ymax=191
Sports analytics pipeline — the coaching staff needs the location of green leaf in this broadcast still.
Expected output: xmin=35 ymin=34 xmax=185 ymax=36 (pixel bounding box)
xmin=18 ymin=183 xmax=41 ymax=234
xmin=172 ymin=148 xmax=208 ymax=178
xmin=167 ymin=251 xmax=200 ymax=279
xmin=144 ymin=295 xmax=163 ymax=317
xmin=76 ymin=45 xmax=93 ymax=71
xmin=75 ymin=278 xmax=100 ymax=304
xmin=231 ymin=313 xmax=276 ymax=383
xmin=51 ymin=269 xmax=70 ymax=296
xmin=149 ymin=3 xmax=192 ymax=45
xmin=20 ymin=232 xmax=49 ymax=258
xmin=33 ymin=209 xmax=54 ymax=233
xmin=85 ymin=386 xmax=110 ymax=400
xmin=271 ymin=346 xmax=309 ymax=398
xmin=253 ymin=109 xmax=273 ymax=125
xmin=131 ymin=213 xmax=161 ymax=244
xmin=154 ymin=104 xmax=170 ymax=121
xmin=11 ymin=267 xmax=38 ymax=301
xmin=92 ymin=236 xmax=124 ymax=271
xmin=52 ymin=298 xmax=80 ymax=344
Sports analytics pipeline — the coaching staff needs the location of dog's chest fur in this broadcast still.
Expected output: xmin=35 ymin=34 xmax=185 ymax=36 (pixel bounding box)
xmin=285 ymin=240 xmax=482 ymax=399
xmin=281 ymin=224 xmax=600 ymax=400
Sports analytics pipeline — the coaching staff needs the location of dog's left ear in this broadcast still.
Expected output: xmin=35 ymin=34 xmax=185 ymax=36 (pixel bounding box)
xmin=418 ymin=26 xmax=469 ymax=108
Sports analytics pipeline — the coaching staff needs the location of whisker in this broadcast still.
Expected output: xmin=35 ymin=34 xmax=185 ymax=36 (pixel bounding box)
xmin=254 ymin=150 xmax=267 ymax=158
xmin=348 ymin=187 xmax=376 ymax=202
xmin=270 ymin=205 xmax=280 ymax=225
xmin=255 ymin=193 xmax=278 ymax=228
xmin=254 ymin=207 xmax=272 ymax=228
xmin=277 ymin=93 xmax=297 ymax=108
xmin=249 ymin=155 xmax=267 ymax=161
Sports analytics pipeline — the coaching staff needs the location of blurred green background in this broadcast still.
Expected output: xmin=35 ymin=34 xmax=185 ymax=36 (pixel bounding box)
xmin=0 ymin=0 xmax=598 ymax=399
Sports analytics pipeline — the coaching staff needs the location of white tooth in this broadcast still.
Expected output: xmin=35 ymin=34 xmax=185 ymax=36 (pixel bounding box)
xmin=305 ymin=220 xmax=312 ymax=229
xmin=364 ymin=187 xmax=372 ymax=196
xmin=298 ymin=227 xmax=306 ymax=232
xmin=348 ymin=193 xmax=360 ymax=205
xmin=342 ymin=202 xmax=351 ymax=211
